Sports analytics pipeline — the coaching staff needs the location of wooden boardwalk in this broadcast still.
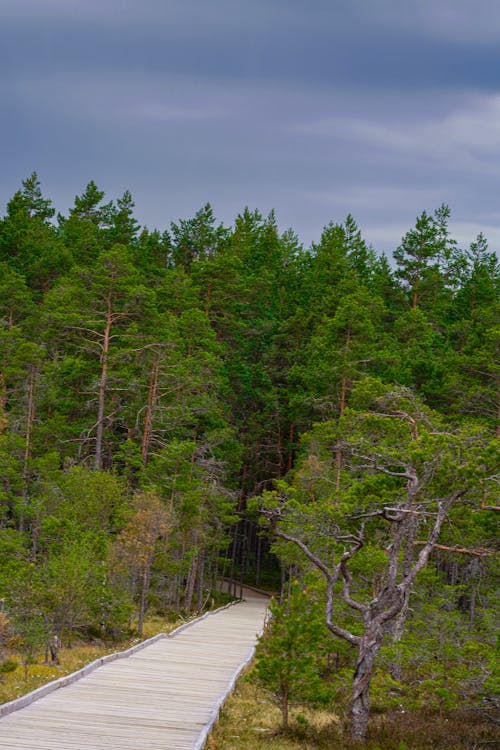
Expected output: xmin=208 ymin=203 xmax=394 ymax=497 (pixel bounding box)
xmin=0 ymin=590 xmax=268 ymax=749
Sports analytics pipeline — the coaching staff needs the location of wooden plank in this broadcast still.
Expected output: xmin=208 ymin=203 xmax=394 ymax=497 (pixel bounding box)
xmin=0 ymin=591 xmax=268 ymax=749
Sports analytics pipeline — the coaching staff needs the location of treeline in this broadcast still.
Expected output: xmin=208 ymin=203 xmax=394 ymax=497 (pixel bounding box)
xmin=0 ymin=175 xmax=498 ymax=704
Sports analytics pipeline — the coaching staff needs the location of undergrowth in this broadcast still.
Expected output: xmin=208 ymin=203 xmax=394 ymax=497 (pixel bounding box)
xmin=208 ymin=673 xmax=500 ymax=750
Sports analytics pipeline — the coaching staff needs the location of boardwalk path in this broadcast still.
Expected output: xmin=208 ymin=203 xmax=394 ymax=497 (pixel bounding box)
xmin=0 ymin=590 xmax=268 ymax=750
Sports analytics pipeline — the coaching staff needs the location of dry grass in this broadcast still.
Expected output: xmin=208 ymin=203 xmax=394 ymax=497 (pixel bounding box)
xmin=0 ymin=644 xmax=112 ymax=704
xmin=208 ymin=673 xmax=500 ymax=750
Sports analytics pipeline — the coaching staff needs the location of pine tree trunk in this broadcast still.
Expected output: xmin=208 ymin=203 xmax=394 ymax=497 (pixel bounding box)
xmin=335 ymin=328 xmax=351 ymax=491
xmin=255 ymin=530 xmax=262 ymax=586
xmin=276 ymin=411 xmax=283 ymax=478
xmin=229 ymin=524 xmax=238 ymax=596
xmin=174 ymin=573 xmax=181 ymax=610
xmin=287 ymin=423 xmax=295 ymax=471
xmin=412 ymin=272 xmax=420 ymax=309
xmin=184 ymin=549 xmax=198 ymax=614
xmin=20 ymin=367 xmax=36 ymax=532
xmin=141 ymin=356 xmax=159 ymax=465
xmin=197 ymin=551 xmax=205 ymax=611
xmin=137 ymin=565 xmax=150 ymax=636
xmin=281 ymin=682 xmax=289 ymax=729
xmin=334 ymin=378 xmax=347 ymax=491
xmin=389 ymin=600 xmax=409 ymax=681
xmin=95 ymin=300 xmax=112 ymax=470
xmin=350 ymin=628 xmax=383 ymax=742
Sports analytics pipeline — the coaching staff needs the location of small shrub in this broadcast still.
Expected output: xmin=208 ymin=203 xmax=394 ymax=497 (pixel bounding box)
xmin=0 ymin=658 xmax=18 ymax=676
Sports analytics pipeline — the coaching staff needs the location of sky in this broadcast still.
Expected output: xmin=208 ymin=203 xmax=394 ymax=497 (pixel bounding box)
xmin=2 ymin=0 xmax=500 ymax=254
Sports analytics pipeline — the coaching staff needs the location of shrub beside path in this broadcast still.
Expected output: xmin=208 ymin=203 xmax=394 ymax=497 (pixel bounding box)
xmin=0 ymin=588 xmax=269 ymax=749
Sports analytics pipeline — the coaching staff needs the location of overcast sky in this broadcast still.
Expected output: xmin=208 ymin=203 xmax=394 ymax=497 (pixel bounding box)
xmin=2 ymin=0 xmax=500 ymax=253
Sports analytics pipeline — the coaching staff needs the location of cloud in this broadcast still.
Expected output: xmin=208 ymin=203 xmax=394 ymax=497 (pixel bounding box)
xmin=292 ymin=94 xmax=500 ymax=177
xmin=386 ymin=0 xmax=500 ymax=44
xmin=1 ymin=2 xmax=500 ymax=255
xmin=135 ymin=105 xmax=226 ymax=123
xmin=3 ymin=0 xmax=499 ymax=94
xmin=330 ymin=0 xmax=500 ymax=45
xmin=441 ymin=96 xmax=500 ymax=153
xmin=305 ymin=186 xmax=446 ymax=214
xmin=449 ymin=221 xmax=500 ymax=250
xmin=360 ymin=220 xmax=500 ymax=254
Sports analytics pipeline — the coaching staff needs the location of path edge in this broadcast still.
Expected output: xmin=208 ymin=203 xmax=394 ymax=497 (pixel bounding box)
xmin=0 ymin=598 xmax=240 ymax=719
xmin=193 ymin=608 xmax=267 ymax=750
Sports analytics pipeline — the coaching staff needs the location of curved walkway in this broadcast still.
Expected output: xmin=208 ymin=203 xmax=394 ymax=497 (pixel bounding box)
xmin=0 ymin=590 xmax=268 ymax=749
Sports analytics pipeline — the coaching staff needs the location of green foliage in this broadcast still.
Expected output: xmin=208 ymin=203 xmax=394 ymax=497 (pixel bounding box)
xmin=393 ymin=204 xmax=455 ymax=313
xmin=0 ymin=175 xmax=497 ymax=730
xmin=254 ymin=582 xmax=334 ymax=727
xmin=0 ymin=659 xmax=18 ymax=676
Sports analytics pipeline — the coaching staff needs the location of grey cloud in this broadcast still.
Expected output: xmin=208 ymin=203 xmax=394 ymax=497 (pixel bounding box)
xmin=1 ymin=1 xmax=500 ymax=254
xmin=3 ymin=1 xmax=500 ymax=92
xmin=292 ymin=93 xmax=500 ymax=178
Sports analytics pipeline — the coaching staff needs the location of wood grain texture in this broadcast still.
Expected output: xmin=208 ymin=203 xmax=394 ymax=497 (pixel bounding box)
xmin=0 ymin=591 xmax=268 ymax=749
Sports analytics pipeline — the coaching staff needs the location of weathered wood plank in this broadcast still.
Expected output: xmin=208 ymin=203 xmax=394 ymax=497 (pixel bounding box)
xmin=0 ymin=591 xmax=268 ymax=749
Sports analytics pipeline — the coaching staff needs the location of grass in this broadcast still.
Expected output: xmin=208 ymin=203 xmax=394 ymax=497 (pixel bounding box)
xmin=207 ymin=671 xmax=500 ymax=750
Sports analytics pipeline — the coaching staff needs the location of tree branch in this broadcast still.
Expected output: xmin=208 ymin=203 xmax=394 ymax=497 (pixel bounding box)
xmin=266 ymin=514 xmax=361 ymax=646
xmin=272 ymin=526 xmax=333 ymax=582
xmin=339 ymin=534 xmax=367 ymax=615
xmin=402 ymin=490 xmax=466 ymax=591
xmin=350 ymin=451 xmax=417 ymax=482
xmin=413 ymin=542 xmax=494 ymax=557
xmin=368 ymin=410 xmax=420 ymax=439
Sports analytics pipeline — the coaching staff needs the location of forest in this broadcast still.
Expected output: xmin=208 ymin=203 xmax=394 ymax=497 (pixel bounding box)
xmin=0 ymin=173 xmax=498 ymax=744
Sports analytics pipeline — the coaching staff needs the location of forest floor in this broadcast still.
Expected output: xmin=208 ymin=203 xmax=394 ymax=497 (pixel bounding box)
xmin=207 ymin=672 xmax=499 ymax=750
